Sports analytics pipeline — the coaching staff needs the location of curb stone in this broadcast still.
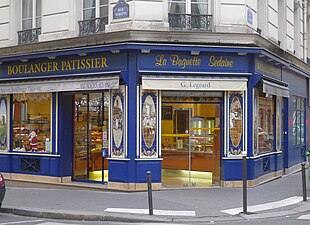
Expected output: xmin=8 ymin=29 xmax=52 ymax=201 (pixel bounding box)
xmin=0 ymin=207 xmax=172 ymax=223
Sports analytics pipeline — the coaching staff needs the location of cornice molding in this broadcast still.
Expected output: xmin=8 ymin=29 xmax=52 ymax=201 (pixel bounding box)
xmin=0 ymin=30 xmax=309 ymax=72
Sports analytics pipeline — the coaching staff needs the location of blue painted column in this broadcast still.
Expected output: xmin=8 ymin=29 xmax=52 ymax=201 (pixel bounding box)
xmin=246 ymin=55 xmax=260 ymax=180
xmin=126 ymin=50 xmax=139 ymax=184
xmin=108 ymin=50 xmax=139 ymax=185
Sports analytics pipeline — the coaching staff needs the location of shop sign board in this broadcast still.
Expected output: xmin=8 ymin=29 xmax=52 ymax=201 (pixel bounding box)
xmin=142 ymin=76 xmax=247 ymax=91
xmin=139 ymin=53 xmax=249 ymax=72
xmin=0 ymin=77 xmax=119 ymax=94
xmin=0 ymin=52 xmax=126 ymax=79
xmin=255 ymin=58 xmax=281 ymax=79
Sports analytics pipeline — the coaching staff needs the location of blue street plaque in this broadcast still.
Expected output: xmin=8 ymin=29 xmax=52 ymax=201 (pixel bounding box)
xmin=113 ymin=0 xmax=129 ymax=19
xmin=247 ymin=8 xmax=253 ymax=25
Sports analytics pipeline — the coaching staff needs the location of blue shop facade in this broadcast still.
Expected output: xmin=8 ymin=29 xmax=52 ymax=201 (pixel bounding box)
xmin=0 ymin=44 xmax=308 ymax=190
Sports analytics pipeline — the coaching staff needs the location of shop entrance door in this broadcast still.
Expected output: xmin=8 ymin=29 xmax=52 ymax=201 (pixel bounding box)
xmin=73 ymin=93 xmax=109 ymax=182
xmin=161 ymin=92 xmax=222 ymax=188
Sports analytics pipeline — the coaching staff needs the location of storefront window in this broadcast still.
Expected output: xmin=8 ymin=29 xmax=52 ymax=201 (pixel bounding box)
xmin=0 ymin=95 xmax=9 ymax=151
xmin=254 ymin=87 xmax=275 ymax=154
xmin=13 ymin=93 xmax=51 ymax=153
xmin=292 ymin=96 xmax=305 ymax=145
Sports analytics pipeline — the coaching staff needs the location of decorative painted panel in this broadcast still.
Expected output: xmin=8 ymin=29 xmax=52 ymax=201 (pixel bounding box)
xmin=111 ymin=86 xmax=126 ymax=158
xmin=0 ymin=95 xmax=8 ymax=151
xmin=140 ymin=91 xmax=158 ymax=158
xmin=228 ymin=91 xmax=244 ymax=156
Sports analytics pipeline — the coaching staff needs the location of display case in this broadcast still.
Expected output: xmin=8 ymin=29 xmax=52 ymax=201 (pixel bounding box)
xmin=161 ymin=130 xmax=214 ymax=153
xmin=190 ymin=128 xmax=214 ymax=153
xmin=74 ymin=121 xmax=88 ymax=161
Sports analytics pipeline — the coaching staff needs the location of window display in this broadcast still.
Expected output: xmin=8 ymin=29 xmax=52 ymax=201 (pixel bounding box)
xmin=254 ymin=87 xmax=275 ymax=153
xmin=12 ymin=93 xmax=51 ymax=153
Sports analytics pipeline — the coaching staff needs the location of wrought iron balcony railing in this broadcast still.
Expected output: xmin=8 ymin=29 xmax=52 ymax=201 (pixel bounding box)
xmin=78 ymin=17 xmax=108 ymax=36
xmin=18 ymin=27 xmax=41 ymax=45
xmin=168 ymin=13 xmax=213 ymax=31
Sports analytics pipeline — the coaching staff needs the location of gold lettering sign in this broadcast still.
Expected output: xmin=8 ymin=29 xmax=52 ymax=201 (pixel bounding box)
xmin=7 ymin=57 xmax=108 ymax=75
xmin=155 ymin=54 xmax=201 ymax=69
xmin=209 ymin=56 xmax=233 ymax=67
xmin=155 ymin=54 xmax=234 ymax=69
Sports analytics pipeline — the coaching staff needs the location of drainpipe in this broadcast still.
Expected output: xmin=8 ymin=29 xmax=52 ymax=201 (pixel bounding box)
xmin=302 ymin=0 xmax=308 ymax=63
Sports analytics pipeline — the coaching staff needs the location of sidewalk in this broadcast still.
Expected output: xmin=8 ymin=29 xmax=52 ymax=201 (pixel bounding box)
xmin=1 ymin=172 xmax=310 ymax=223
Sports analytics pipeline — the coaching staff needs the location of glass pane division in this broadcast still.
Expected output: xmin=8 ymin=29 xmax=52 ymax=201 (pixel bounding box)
xmin=161 ymin=92 xmax=221 ymax=188
xmin=73 ymin=93 xmax=109 ymax=182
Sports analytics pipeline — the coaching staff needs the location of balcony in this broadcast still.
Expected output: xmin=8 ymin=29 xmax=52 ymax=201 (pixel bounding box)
xmin=168 ymin=13 xmax=213 ymax=31
xmin=78 ymin=17 xmax=108 ymax=36
xmin=18 ymin=28 xmax=41 ymax=45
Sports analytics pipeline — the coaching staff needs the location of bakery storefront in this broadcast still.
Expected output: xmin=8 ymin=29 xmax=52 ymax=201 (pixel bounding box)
xmin=0 ymin=52 xmax=124 ymax=183
xmin=138 ymin=52 xmax=249 ymax=188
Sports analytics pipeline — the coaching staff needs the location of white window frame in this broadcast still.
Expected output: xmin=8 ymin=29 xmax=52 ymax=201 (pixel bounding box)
xmin=168 ymin=0 xmax=211 ymax=15
xmin=21 ymin=0 xmax=41 ymax=30
xmin=83 ymin=0 xmax=108 ymax=20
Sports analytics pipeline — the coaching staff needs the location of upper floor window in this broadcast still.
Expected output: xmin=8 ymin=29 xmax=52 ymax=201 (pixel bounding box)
xmin=168 ymin=0 xmax=210 ymax=15
xmin=292 ymin=96 xmax=305 ymax=146
xmin=83 ymin=0 xmax=108 ymax=20
xmin=168 ymin=0 xmax=212 ymax=31
xmin=79 ymin=0 xmax=109 ymax=36
xmin=22 ymin=0 xmax=41 ymax=30
xmin=18 ymin=0 xmax=41 ymax=45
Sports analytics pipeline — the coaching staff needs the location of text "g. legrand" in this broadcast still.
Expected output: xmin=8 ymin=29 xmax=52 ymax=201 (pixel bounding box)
xmin=180 ymin=81 xmax=211 ymax=89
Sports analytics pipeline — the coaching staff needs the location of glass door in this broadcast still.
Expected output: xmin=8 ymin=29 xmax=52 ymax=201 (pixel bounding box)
xmin=161 ymin=91 xmax=222 ymax=188
xmin=73 ymin=93 xmax=109 ymax=182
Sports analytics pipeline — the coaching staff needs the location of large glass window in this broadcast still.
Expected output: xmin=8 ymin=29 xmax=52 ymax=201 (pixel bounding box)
xmin=254 ymin=87 xmax=275 ymax=154
xmin=292 ymin=96 xmax=305 ymax=145
xmin=13 ymin=93 xmax=51 ymax=153
xmin=22 ymin=0 xmax=41 ymax=30
xmin=83 ymin=0 xmax=108 ymax=20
